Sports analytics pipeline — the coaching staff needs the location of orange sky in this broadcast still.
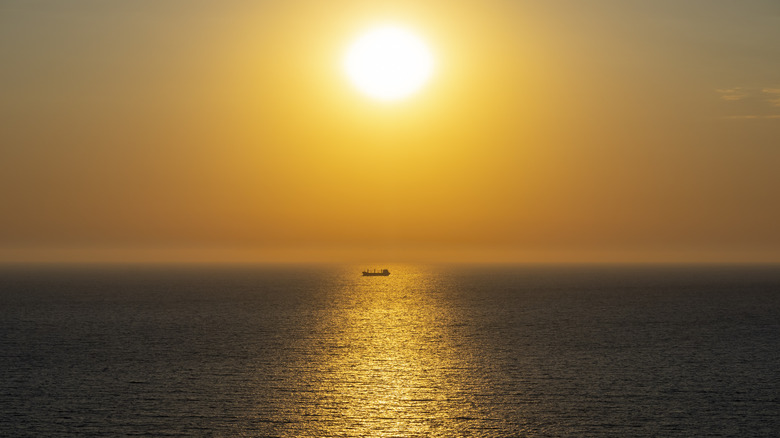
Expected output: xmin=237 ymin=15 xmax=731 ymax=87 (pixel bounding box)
xmin=1 ymin=1 xmax=779 ymax=264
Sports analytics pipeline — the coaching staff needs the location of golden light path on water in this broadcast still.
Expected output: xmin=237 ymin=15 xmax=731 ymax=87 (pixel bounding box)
xmin=257 ymin=265 xmax=504 ymax=437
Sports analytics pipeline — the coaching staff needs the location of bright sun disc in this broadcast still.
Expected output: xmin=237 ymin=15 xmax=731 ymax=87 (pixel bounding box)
xmin=344 ymin=26 xmax=434 ymax=101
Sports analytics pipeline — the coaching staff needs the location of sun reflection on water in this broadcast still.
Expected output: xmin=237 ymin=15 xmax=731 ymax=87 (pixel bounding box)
xmin=282 ymin=265 xmax=480 ymax=437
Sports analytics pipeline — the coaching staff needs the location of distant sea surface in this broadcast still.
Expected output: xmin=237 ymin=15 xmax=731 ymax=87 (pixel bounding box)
xmin=1 ymin=264 xmax=778 ymax=437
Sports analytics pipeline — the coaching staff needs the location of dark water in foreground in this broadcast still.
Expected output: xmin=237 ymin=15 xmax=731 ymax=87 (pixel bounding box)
xmin=1 ymin=264 xmax=778 ymax=437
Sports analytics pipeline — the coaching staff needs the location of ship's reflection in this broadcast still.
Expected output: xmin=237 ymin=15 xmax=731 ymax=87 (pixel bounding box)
xmin=283 ymin=265 xmax=480 ymax=437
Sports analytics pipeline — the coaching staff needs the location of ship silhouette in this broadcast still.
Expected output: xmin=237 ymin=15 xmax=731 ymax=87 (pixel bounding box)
xmin=362 ymin=269 xmax=390 ymax=276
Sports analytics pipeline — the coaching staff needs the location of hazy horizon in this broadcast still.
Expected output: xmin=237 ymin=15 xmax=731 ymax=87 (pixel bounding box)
xmin=3 ymin=244 xmax=779 ymax=265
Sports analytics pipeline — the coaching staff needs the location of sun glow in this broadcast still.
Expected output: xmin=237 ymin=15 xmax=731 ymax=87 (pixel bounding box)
xmin=344 ymin=25 xmax=435 ymax=101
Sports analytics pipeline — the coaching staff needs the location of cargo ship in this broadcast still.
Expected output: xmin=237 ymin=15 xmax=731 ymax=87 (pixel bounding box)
xmin=362 ymin=269 xmax=390 ymax=276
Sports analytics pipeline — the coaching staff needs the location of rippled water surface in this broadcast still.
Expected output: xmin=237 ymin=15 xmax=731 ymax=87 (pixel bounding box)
xmin=1 ymin=264 xmax=779 ymax=437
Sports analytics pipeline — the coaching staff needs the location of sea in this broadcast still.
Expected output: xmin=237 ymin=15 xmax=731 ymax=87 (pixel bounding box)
xmin=1 ymin=264 xmax=778 ymax=437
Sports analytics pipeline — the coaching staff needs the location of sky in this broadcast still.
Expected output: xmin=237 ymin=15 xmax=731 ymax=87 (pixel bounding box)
xmin=1 ymin=0 xmax=779 ymax=264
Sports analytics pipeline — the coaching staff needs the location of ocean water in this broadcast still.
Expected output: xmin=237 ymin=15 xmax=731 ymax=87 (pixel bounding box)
xmin=1 ymin=264 xmax=778 ymax=437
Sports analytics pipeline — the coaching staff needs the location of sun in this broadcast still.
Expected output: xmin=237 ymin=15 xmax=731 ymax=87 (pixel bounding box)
xmin=344 ymin=25 xmax=435 ymax=102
